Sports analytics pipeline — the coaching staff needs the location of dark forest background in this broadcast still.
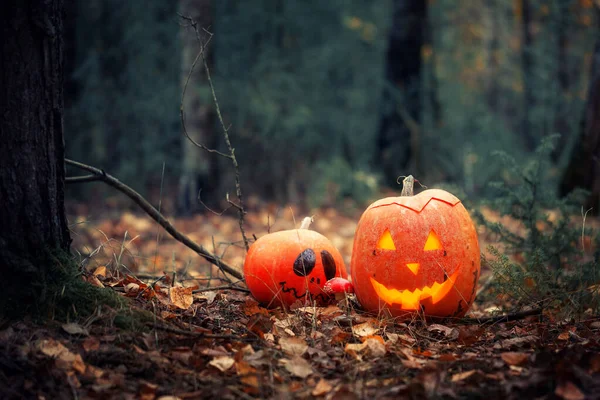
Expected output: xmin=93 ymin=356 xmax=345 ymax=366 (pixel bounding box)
xmin=63 ymin=0 xmax=600 ymax=213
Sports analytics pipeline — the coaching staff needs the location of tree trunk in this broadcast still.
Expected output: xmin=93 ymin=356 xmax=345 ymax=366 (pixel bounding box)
xmin=0 ymin=0 xmax=71 ymax=311
xmin=561 ymin=39 xmax=600 ymax=209
xmin=377 ymin=0 xmax=426 ymax=181
xmin=178 ymin=0 xmax=218 ymax=214
xmin=521 ymin=0 xmax=536 ymax=151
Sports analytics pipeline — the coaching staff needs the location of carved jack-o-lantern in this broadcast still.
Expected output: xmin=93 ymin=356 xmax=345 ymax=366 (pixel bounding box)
xmin=244 ymin=218 xmax=347 ymax=308
xmin=351 ymin=176 xmax=480 ymax=318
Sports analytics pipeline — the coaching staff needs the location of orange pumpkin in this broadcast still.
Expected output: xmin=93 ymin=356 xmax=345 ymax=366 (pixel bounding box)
xmin=351 ymin=176 xmax=480 ymax=318
xmin=244 ymin=217 xmax=348 ymax=308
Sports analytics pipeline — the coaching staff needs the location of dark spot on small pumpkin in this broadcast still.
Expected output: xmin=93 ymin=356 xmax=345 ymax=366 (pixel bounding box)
xmin=372 ymin=250 xmax=376 ymax=256
xmin=443 ymin=250 xmax=447 ymax=257
xmin=317 ymin=278 xmax=321 ymax=284
xmin=443 ymin=272 xmax=449 ymax=282
xmin=293 ymin=248 xmax=316 ymax=277
xmin=471 ymin=260 xmax=474 ymax=266
xmin=310 ymin=277 xmax=315 ymax=283
xmin=321 ymin=250 xmax=337 ymax=281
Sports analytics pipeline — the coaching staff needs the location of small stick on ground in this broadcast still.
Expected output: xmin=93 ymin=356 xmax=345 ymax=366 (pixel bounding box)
xmin=193 ymin=285 xmax=249 ymax=294
xmin=456 ymin=308 xmax=542 ymax=325
xmin=65 ymin=158 xmax=243 ymax=281
xmin=147 ymin=322 xmax=255 ymax=341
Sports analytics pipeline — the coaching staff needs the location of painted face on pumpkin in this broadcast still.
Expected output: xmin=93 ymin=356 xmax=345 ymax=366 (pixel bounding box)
xmin=279 ymin=248 xmax=338 ymax=302
xmin=244 ymin=228 xmax=347 ymax=308
xmin=370 ymin=227 xmax=460 ymax=310
xmin=351 ymin=189 xmax=480 ymax=318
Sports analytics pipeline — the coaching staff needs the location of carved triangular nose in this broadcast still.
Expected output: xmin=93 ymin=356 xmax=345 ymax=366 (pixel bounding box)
xmin=406 ymin=263 xmax=419 ymax=275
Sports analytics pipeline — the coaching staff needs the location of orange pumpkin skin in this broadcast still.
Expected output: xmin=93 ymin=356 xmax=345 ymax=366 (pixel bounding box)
xmin=351 ymin=189 xmax=480 ymax=318
xmin=244 ymin=228 xmax=347 ymax=308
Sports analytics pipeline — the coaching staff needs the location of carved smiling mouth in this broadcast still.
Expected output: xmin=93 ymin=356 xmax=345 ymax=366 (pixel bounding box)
xmin=370 ymin=269 xmax=460 ymax=310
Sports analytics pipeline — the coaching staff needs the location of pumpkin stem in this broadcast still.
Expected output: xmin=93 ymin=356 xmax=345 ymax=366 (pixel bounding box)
xmin=299 ymin=216 xmax=313 ymax=230
xmin=401 ymin=175 xmax=415 ymax=196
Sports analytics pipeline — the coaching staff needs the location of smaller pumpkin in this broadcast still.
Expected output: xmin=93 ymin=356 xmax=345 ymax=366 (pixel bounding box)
xmin=244 ymin=217 xmax=348 ymax=308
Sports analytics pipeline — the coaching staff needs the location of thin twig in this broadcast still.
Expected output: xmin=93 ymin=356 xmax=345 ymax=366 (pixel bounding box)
xmin=178 ymin=15 xmax=231 ymax=159
xmin=455 ymin=308 xmax=542 ymax=325
xmin=179 ymin=15 xmax=250 ymax=252
xmin=65 ymin=158 xmax=244 ymax=280
xmin=147 ymin=322 xmax=254 ymax=340
xmin=152 ymin=162 xmax=166 ymax=274
xmin=193 ymin=284 xmax=250 ymax=294
xmin=66 ymin=175 xmax=101 ymax=183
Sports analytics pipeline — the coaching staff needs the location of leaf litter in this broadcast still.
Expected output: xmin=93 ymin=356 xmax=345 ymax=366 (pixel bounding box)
xmin=0 ymin=205 xmax=599 ymax=399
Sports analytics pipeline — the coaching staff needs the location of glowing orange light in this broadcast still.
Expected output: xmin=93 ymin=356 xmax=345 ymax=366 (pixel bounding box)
xmin=377 ymin=229 xmax=396 ymax=250
xmin=370 ymin=269 xmax=459 ymax=310
xmin=423 ymin=229 xmax=443 ymax=251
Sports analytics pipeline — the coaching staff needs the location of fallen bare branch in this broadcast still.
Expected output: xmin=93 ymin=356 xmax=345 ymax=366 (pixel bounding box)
xmin=65 ymin=158 xmax=244 ymax=281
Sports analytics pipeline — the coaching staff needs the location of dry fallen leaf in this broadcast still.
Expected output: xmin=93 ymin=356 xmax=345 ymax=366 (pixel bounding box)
xmin=501 ymin=352 xmax=529 ymax=366
xmin=500 ymin=335 xmax=538 ymax=349
xmin=365 ymin=337 xmax=386 ymax=358
xmin=139 ymin=380 xmax=158 ymax=400
xmin=280 ymin=356 xmax=313 ymax=378
xmin=345 ymin=338 xmax=386 ymax=359
xmin=93 ymin=266 xmax=107 ymax=277
xmin=427 ymin=324 xmax=459 ymax=341
xmin=236 ymin=360 xmax=259 ymax=391
xmin=62 ymin=323 xmax=89 ymax=336
xmin=195 ymin=290 xmax=218 ymax=305
xmin=279 ymin=337 xmax=308 ymax=356
xmin=125 ymin=282 xmax=140 ymax=294
xmin=352 ymin=320 xmax=379 ymax=338
xmin=312 ymin=378 xmax=333 ymax=396
xmin=209 ymin=356 xmax=235 ymax=372
xmin=451 ymin=370 xmax=479 ymax=382
xmin=87 ymin=274 xmax=105 ymax=288
xmin=82 ymin=337 xmax=100 ymax=352
xmin=554 ymin=381 xmax=585 ymax=400
xmin=169 ymin=286 xmax=194 ymax=310
xmin=37 ymin=339 xmax=68 ymax=358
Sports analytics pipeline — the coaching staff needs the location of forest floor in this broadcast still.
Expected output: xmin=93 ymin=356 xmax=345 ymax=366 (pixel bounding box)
xmin=1 ymin=202 xmax=600 ymax=399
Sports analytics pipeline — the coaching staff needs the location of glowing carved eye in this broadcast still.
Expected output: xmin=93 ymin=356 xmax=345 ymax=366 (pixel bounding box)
xmin=423 ymin=230 xmax=443 ymax=251
xmin=377 ymin=229 xmax=396 ymax=250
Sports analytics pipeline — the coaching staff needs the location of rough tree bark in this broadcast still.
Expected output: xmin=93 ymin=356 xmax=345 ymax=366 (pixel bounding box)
xmin=178 ymin=0 xmax=219 ymax=214
xmin=0 ymin=0 xmax=71 ymax=311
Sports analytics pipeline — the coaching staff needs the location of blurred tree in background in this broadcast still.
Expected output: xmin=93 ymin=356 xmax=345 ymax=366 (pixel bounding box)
xmin=65 ymin=0 xmax=180 ymax=198
xmin=178 ymin=0 xmax=220 ymax=214
xmin=213 ymin=0 xmax=391 ymax=206
xmin=64 ymin=0 xmax=599 ymax=210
